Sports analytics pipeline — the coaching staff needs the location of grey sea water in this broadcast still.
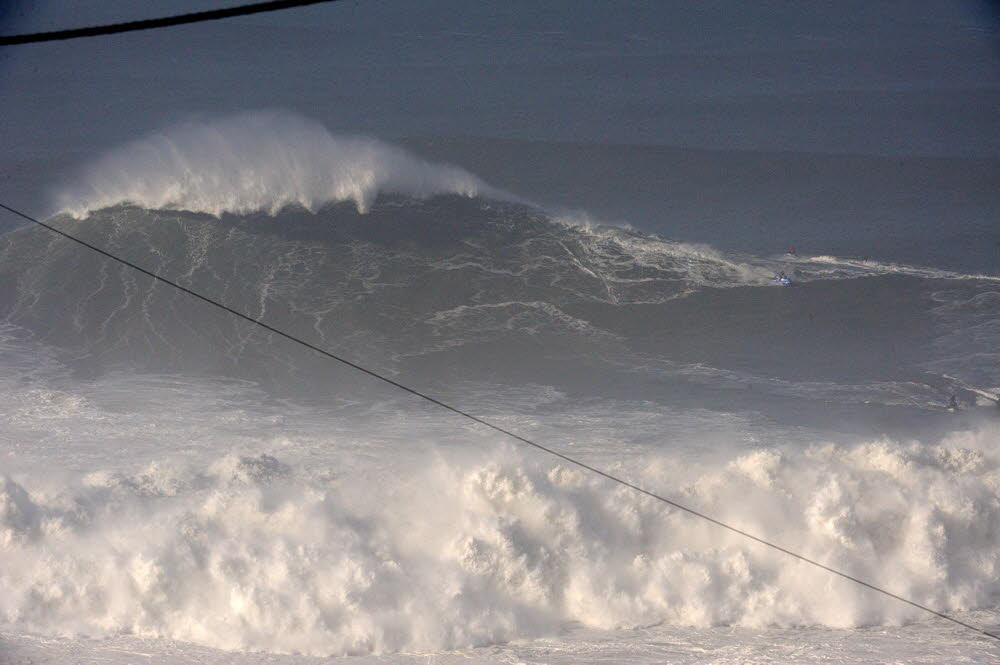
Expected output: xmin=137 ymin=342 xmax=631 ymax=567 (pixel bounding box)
xmin=1 ymin=2 xmax=999 ymax=663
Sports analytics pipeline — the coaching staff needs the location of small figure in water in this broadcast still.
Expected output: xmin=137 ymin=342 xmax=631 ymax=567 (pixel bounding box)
xmin=778 ymin=271 xmax=788 ymax=281
xmin=948 ymin=394 xmax=959 ymax=412
xmin=787 ymin=247 xmax=797 ymax=256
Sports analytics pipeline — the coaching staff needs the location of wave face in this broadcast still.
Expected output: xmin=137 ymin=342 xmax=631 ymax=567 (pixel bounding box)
xmin=3 ymin=193 xmax=997 ymax=408
xmin=54 ymin=111 xmax=499 ymax=218
xmin=0 ymin=197 xmax=786 ymax=397
xmin=12 ymin=113 xmax=993 ymax=403
xmin=2 ymin=427 xmax=999 ymax=656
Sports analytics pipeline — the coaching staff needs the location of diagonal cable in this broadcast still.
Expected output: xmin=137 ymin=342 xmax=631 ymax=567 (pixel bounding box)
xmin=0 ymin=201 xmax=997 ymax=643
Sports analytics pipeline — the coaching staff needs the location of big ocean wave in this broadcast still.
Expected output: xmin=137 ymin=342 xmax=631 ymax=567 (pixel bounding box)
xmin=0 ymin=112 xmax=794 ymax=391
xmin=2 ymin=111 xmax=1000 ymax=658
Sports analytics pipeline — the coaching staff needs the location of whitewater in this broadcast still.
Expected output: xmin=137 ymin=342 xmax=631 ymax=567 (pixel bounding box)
xmin=2 ymin=113 xmax=999 ymax=664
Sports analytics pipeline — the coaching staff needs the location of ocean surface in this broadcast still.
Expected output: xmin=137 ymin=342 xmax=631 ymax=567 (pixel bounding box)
xmin=0 ymin=110 xmax=998 ymax=663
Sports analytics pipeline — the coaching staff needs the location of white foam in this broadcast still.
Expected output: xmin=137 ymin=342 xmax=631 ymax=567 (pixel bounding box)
xmin=54 ymin=111 xmax=504 ymax=218
xmin=549 ymin=214 xmax=777 ymax=294
xmin=424 ymin=300 xmax=623 ymax=346
xmin=794 ymin=255 xmax=1000 ymax=283
xmin=2 ymin=426 xmax=998 ymax=656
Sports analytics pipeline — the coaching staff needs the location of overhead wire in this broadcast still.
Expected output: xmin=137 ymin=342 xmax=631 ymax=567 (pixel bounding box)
xmin=0 ymin=0 xmax=344 ymax=45
xmin=0 ymin=201 xmax=997 ymax=643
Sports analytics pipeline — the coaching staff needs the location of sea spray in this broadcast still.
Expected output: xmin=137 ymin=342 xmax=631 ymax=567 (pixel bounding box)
xmin=2 ymin=427 xmax=998 ymax=656
xmin=54 ymin=111 xmax=504 ymax=218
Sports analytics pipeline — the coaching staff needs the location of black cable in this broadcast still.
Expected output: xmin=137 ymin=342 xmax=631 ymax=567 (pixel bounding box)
xmin=0 ymin=0 xmax=344 ymax=45
xmin=0 ymin=200 xmax=997 ymax=643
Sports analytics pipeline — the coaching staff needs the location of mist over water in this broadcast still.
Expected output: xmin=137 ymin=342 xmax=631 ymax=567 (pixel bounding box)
xmin=2 ymin=112 xmax=1000 ymax=662
xmin=54 ymin=111 xmax=502 ymax=218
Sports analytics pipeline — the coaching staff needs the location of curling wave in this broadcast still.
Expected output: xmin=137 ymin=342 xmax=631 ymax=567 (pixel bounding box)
xmin=54 ymin=111 xmax=504 ymax=218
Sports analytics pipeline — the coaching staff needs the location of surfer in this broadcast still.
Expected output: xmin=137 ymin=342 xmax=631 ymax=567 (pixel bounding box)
xmin=948 ymin=394 xmax=959 ymax=412
xmin=787 ymin=247 xmax=797 ymax=256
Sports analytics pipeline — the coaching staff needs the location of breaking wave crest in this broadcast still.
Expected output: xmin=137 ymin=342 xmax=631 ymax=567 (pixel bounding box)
xmin=2 ymin=427 xmax=999 ymax=656
xmin=54 ymin=111 xmax=504 ymax=218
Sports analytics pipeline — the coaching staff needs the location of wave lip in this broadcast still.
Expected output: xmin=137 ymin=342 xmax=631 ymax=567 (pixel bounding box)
xmin=54 ymin=111 xmax=504 ymax=218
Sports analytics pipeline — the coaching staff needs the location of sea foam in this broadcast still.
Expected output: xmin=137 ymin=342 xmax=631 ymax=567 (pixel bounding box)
xmin=2 ymin=427 xmax=998 ymax=656
xmin=54 ymin=111 xmax=502 ymax=218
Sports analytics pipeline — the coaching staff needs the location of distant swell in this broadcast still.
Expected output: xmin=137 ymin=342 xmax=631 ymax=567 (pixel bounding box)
xmin=54 ymin=111 xmax=504 ymax=218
